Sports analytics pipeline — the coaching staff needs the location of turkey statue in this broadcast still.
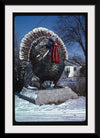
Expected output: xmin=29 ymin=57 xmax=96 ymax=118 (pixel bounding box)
xmin=19 ymin=27 xmax=68 ymax=89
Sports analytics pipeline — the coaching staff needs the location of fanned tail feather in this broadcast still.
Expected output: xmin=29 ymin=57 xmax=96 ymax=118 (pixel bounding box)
xmin=19 ymin=27 xmax=68 ymax=61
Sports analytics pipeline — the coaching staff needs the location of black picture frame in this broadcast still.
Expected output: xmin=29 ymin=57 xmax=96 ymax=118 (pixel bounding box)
xmin=2 ymin=0 xmax=98 ymax=136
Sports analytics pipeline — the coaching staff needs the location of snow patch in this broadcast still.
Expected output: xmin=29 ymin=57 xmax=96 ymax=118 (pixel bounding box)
xmin=15 ymin=95 xmax=86 ymax=122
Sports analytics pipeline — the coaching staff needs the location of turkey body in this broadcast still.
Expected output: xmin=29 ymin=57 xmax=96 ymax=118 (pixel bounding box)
xmin=19 ymin=27 xmax=68 ymax=88
xmin=31 ymin=45 xmax=65 ymax=84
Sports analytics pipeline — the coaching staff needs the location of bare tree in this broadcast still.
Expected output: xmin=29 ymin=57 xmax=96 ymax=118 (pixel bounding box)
xmin=54 ymin=15 xmax=86 ymax=56
xmin=14 ymin=34 xmax=25 ymax=92
xmin=70 ymin=55 xmax=85 ymax=66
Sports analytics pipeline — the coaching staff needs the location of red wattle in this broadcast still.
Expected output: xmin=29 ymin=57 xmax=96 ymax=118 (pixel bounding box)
xmin=52 ymin=42 xmax=60 ymax=63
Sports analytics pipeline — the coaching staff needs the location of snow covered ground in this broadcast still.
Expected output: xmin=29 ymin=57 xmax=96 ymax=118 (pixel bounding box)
xmin=15 ymin=95 xmax=86 ymax=122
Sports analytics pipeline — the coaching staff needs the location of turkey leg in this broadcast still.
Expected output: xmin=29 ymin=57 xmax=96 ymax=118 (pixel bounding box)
xmin=53 ymin=79 xmax=63 ymax=88
xmin=39 ymin=81 xmax=46 ymax=89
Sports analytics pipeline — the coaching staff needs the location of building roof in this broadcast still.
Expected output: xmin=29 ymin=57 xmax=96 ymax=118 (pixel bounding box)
xmin=64 ymin=60 xmax=81 ymax=67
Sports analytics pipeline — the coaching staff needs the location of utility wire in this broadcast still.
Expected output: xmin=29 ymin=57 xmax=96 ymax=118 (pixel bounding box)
xmin=34 ymin=16 xmax=48 ymax=27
